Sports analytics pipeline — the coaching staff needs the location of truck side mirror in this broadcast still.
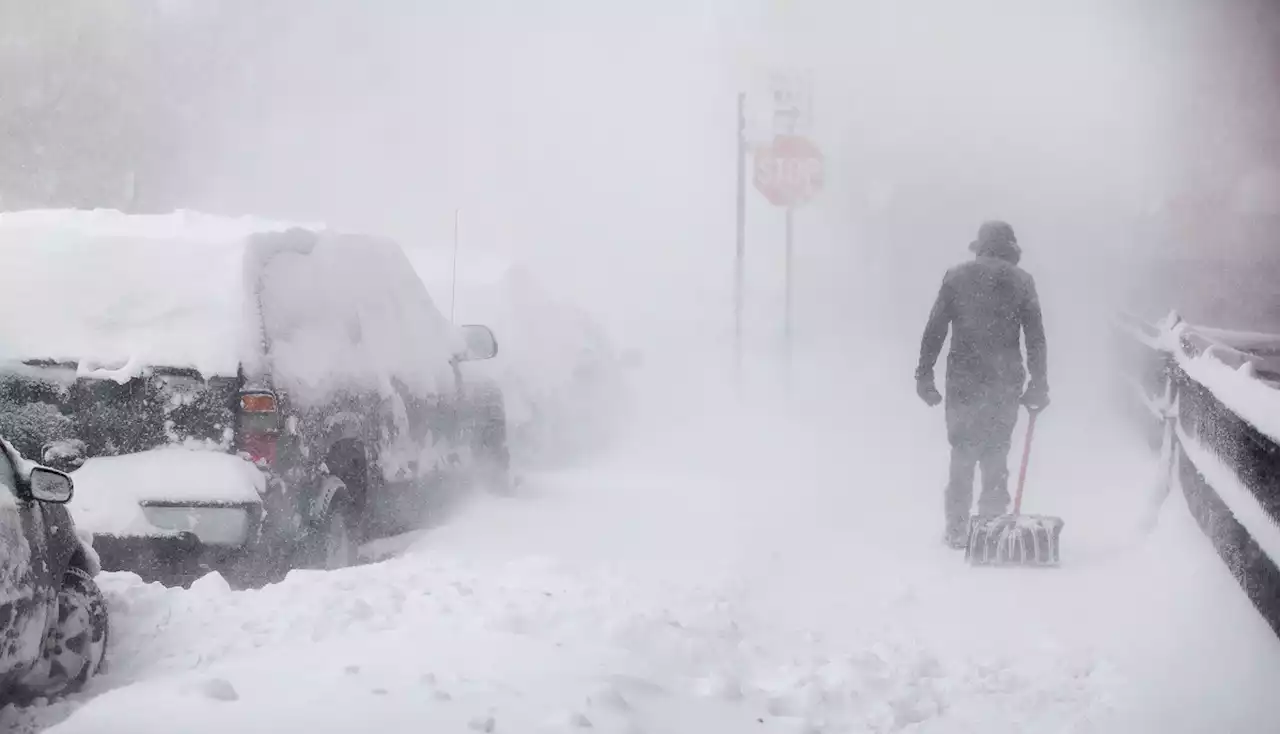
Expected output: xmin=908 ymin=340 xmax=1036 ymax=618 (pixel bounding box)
xmin=458 ymin=324 xmax=499 ymax=361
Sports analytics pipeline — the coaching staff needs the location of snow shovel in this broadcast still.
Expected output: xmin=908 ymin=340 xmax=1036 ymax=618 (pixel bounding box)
xmin=965 ymin=409 xmax=1064 ymax=567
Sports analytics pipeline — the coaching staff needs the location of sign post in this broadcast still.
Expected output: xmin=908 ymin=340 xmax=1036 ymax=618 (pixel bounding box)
xmin=752 ymin=132 xmax=824 ymax=374
xmin=784 ymin=206 xmax=794 ymax=365
xmin=735 ymin=93 xmax=747 ymax=388
xmin=450 ymin=207 xmax=460 ymax=324
xmin=734 ymin=67 xmax=820 ymax=387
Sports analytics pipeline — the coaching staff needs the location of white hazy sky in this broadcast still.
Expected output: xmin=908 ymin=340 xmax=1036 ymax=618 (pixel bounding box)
xmin=178 ymin=0 xmax=1272 ymax=354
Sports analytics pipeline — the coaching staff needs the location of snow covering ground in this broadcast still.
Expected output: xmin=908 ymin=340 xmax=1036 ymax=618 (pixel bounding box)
xmin=7 ymin=352 xmax=1280 ymax=733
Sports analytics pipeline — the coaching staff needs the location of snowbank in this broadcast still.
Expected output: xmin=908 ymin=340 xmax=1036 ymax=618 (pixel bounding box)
xmin=0 ymin=209 xmax=307 ymax=378
xmin=36 ymin=551 xmax=1121 ymax=734
xmin=68 ymin=448 xmax=264 ymax=538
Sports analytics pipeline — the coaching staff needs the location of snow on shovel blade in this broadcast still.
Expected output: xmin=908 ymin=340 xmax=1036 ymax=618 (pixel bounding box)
xmin=965 ymin=514 xmax=1064 ymax=567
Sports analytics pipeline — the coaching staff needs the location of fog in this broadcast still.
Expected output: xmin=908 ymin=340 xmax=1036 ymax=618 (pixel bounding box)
xmin=6 ymin=1 xmax=1276 ymax=367
xmin=6 ymin=3 xmax=1280 ymax=730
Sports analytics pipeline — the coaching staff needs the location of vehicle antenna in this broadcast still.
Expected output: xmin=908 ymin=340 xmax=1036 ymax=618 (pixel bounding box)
xmin=450 ymin=207 xmax=460 ymax=323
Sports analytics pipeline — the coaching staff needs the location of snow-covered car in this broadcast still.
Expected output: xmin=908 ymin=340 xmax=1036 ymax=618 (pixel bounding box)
xmin=404 ymin=249 xmax=633 ymax=465
xmin=0 ymin=210 xmax=509 ymax=587
xmin=0 ymin=438 xmax=107 ymax=705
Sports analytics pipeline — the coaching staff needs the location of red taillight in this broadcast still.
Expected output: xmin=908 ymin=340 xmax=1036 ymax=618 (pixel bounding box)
xmin=241 ymin=394 xmax=277 ymax=413
xmin=238 ymin=391 xmax=279 ymax=465
xmin=241 ymin=432 xmax=277 ymax=465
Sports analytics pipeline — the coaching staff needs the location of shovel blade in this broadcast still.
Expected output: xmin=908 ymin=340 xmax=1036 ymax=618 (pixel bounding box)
xmin=965 ymin=514 xmax=1064 ymax=567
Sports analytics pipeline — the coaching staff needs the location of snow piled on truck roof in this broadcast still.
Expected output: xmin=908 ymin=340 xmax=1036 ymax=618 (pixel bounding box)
xmin=0 ymin=209 xmax=462 ymax=406
xmin=0 ymin=209 xmax=311 ymax=378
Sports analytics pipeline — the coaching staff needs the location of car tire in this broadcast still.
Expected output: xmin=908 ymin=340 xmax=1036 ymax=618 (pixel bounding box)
xmin=320 ymin=505 xmax=358 ymax=570
xmin=16 ymin=567 xmax=109 ymax=700
xmin=305 ymin=478 xmax=359 ymax=571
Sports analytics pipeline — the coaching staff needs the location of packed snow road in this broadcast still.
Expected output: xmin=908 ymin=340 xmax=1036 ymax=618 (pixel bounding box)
xmin=7 ymin=357 xmax=1280 ymax=733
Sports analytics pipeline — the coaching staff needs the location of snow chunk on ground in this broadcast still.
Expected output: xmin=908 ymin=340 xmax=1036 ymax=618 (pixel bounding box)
xmin=68 ymin=448 xmax=264 ymax=537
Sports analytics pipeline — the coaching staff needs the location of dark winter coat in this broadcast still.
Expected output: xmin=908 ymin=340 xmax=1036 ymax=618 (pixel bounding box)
xmin=915 ymin=237 xmax=1047 ymax=399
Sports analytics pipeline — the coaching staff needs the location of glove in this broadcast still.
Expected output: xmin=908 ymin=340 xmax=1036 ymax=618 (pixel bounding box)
xmin=1021 ymin=382 xmax=1050 ymax=413
xmin=916 ymin=375 xmax=943 ymax=407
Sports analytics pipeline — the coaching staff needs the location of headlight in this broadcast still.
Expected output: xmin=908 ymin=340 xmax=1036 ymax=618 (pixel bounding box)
xmin=141 ymin=505 xmax=252 ymax=547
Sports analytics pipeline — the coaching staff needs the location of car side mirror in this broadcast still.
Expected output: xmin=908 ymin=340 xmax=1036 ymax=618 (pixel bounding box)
xmin=29 ymin=467 xmax=74 ymax=504
xmin=457 ymin=324 xmax=499 ymax=361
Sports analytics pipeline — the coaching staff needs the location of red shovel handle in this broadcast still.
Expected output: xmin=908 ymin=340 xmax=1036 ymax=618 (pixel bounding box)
xmin=1012 ymin=409 xmax=1040 ymax=515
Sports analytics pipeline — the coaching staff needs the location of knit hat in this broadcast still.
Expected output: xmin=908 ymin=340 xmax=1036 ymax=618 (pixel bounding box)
xmin=969 ymin=220 xmax=1021 ymax=264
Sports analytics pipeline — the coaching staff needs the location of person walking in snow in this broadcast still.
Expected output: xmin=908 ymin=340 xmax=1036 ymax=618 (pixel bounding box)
xmin=915 ymin=220 xmax=1049 ymax=549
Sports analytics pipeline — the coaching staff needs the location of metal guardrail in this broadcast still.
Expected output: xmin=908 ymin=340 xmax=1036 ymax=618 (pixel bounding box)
xmin=1115 ymin=312 xmax=1280 ymax=639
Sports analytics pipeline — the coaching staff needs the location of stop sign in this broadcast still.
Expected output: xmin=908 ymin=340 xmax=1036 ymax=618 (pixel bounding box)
xmin=753 ymin=134 xmax=824 ymax=208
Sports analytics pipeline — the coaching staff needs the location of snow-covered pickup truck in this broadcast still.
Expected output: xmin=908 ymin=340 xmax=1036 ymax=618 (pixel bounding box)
xmin=0 ymin=210 xmax=510 ymax=587
xmin=0 ymin=438 xmax=107 ymax=705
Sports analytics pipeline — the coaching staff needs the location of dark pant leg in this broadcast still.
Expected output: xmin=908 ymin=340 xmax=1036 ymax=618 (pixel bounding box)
xmin=946 ymin=441 xmax=980 ymax=533
xmin=976 ymin=391 xmax=1021 ymax=515
xmin=944 ymin=389 xmax=983 ymax=534
xmin=946 ymin=380 xmax=1020 ymax=525
xmin=977 ymin=437 xmax=1013 ymax=514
